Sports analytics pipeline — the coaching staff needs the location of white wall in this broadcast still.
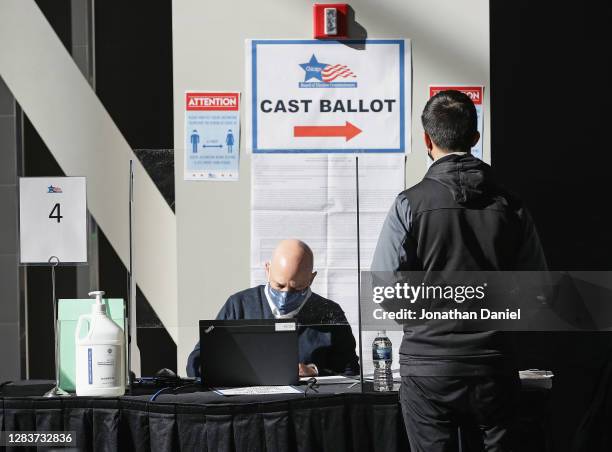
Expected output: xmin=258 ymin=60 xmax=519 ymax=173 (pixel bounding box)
xmin=173 ymin=0 xmax=490 ymax=374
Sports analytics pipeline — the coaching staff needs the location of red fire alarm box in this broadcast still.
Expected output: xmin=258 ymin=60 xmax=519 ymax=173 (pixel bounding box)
xmin=313 ymin=4 xmax=348 ymax=39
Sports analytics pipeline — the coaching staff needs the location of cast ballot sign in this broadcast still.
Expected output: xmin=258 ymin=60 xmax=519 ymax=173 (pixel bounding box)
xmin=19 ymin=177 xmax=87 ymax=264
xmin=246 ymin=39 xmax=411 ymax=153
xmin=429 ymin=85 xmax=484 ymax=160
xmin=184 ymin=92 xmax=241 ymax=181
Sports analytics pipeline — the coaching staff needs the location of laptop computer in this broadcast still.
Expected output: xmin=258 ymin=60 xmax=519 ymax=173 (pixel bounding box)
xmin=199 ymin=319 xmax=299 ymax=387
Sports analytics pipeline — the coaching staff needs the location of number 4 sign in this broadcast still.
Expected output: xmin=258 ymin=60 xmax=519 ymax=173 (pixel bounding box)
xmin=19 ymin=177 xmax=87 ymax=264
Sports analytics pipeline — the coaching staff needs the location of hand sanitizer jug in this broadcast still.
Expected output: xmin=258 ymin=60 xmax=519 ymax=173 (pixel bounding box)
xmin=75 ymin=291 xmax=125 ymax=396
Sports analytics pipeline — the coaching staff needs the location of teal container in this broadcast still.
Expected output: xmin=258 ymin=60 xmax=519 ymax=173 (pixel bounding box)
xmin=58 ymin=298 xmax=126 ymax=392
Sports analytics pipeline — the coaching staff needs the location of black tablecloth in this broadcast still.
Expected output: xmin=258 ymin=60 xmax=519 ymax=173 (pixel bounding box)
xmin=0 ymin=381 xmax=550 ymax=452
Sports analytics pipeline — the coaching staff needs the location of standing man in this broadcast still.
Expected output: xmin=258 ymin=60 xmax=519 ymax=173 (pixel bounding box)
xmin=371 ymin=90 xmax=547 ymax=451
xmin=190 ymin=129 xmax=200 ymax=153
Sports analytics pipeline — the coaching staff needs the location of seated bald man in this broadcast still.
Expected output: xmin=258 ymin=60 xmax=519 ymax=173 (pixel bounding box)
xmin=186 ymin=239 xmax=359 ymax=378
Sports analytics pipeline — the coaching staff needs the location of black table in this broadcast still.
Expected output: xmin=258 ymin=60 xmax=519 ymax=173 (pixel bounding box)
xmin=0 ymin=380 xmax=550 ymax=452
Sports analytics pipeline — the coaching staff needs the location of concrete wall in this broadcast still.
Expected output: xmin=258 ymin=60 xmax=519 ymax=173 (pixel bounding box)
xmin=173 ymin=0 xmax=490 ymax=373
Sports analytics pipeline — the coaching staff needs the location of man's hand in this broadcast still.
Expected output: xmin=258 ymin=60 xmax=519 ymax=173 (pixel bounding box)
xmin=299 ymin=363 xmax=318 ymax=377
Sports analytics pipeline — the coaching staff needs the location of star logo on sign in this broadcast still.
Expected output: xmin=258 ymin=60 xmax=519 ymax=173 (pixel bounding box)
xmin=299 ymin=54 xmax=328 ymax=82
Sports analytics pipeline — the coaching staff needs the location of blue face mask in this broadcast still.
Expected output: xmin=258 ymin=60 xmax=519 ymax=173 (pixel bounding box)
xmin=265 ymin=284 xmax=311 ymax=316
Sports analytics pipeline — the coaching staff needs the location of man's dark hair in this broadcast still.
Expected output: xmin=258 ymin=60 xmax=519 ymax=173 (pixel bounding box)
xmin=421 ymin=90 xmax=478 ymax=152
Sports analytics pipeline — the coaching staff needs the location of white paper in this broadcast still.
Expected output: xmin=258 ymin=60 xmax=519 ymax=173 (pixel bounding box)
xmin=214 ymin=385 xmax=301 ymax=396
xmin=299 ymin=375 xmax=354 ymax=382
xmin=245 ymin=39 xmax=411 ymax=153
xmin=19 ymin=177 xmax=87 ymax=263
xmin=184 ymin=92 xmax=240 ymax=181
xmin=251 ymin=154 xmax=405 ymax=354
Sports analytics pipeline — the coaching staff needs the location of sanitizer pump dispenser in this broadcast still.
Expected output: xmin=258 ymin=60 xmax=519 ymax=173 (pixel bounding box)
xmin=75 ymin=291 xmax=126 ymax=396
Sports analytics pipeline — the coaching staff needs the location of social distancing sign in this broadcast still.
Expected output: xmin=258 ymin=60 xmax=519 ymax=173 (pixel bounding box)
xmin=245 ymin=39 xmax=411 ymax=153
xmin=184 ymin=92 xmax=241 ymax=181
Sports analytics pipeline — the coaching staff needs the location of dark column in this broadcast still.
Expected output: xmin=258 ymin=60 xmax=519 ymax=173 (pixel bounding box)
xmin=0 ymin=76 xmax=26 ymax=381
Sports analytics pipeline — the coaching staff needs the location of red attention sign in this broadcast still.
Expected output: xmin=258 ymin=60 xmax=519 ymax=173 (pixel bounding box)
xmin=429 ymin=86 xmax=483 ymax=105
xmin=186 ymin=93 xmax=239 ymax=111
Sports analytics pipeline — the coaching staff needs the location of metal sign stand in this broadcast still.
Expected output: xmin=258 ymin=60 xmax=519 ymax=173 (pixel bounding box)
xmin=43 ymin=256 xmax=70 ymax=397
xmin=19 ymin=176 xmax=88 ymax=396
xmin=128 ymin=160 xmax=141 ymax=383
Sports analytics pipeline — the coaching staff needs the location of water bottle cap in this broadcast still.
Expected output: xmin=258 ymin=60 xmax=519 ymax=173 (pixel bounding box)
xmin=377 ymin=330 xmax=387 ymax=337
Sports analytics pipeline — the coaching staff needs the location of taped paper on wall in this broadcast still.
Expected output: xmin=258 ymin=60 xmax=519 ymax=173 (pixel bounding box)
xmin=184 ymin=92 xmax=241 ymax=181
xmin=250 ymin=154 xmax=405 ymax=328
xmin=245 ymin=39 xmax=411 ymax=153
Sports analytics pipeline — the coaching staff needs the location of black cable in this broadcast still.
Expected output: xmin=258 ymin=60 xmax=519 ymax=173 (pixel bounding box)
xmin=149 ymin=386 xmax=172 ymax=401
xmin=149 ymin=382 xmax=201 ymax=402
xmin=303 ymin=377 xmax=319 ymax=397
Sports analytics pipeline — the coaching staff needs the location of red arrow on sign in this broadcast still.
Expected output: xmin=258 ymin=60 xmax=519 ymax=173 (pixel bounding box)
xmin=294 ymin=121 xmax=362 ymax=142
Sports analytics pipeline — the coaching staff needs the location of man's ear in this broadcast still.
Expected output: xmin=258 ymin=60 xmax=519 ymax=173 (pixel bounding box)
xmin=471 ymin=131 xmax=481 ymax=147
xmin=310 ymin=271 xmax=318 ymax=284
xmin=264 ymin=261 xmax=271 ymax=279
xmin=424 ymin=132 xmax=433 ymax=151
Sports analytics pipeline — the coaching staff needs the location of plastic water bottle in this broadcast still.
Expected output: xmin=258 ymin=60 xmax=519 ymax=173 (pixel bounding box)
xmin=372 ymin=331 xmax=393 ymax=392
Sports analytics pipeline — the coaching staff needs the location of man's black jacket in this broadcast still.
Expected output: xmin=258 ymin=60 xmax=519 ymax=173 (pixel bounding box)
xmin=371 ymin=153 xmax=548 ymax=376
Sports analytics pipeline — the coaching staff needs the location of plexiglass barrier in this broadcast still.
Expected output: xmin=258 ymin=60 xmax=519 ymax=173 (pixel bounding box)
xmin=164 ymin=153 xmax=392 ymax=392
